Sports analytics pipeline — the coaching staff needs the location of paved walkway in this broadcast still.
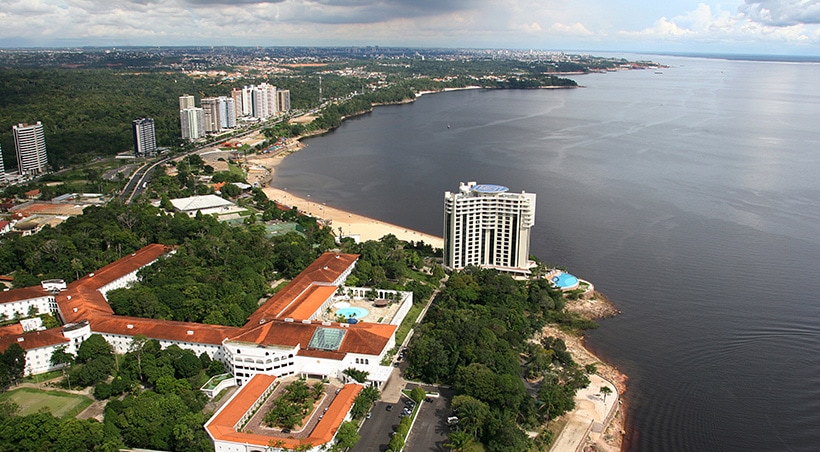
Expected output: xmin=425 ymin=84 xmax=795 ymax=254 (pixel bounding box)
xmin=550 ymin=374 xmax=618 ymax=452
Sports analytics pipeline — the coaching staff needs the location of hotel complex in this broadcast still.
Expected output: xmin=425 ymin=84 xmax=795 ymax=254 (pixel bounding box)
xmin=13 ymin=121 xmax=48 ymax=176
xmin=0 ymin=245 xmax=411 ymax=451
xmin=443 ymin=181 xmax=536 ymax=275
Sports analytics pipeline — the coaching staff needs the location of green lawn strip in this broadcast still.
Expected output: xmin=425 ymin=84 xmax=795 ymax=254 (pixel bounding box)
xmin=0 ymin=387 xmax=93 ymax=419
xmin=394 ymin=303 xmax=423 ymax=346
xmin=22 ymin=370 xmax=62 ymax=383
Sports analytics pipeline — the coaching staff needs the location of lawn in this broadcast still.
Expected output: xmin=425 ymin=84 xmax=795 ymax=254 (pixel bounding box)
xmin=0 ymin=388 xmax=93 ymax=419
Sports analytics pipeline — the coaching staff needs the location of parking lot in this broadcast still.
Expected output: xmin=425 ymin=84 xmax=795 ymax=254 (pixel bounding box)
xmin=351 ymin=384 xmax=454 ymax=452
xmin=351 ymin=399 xmax=409 ymax=452
xmin=403 ymin=385 xmax=455 ymax=452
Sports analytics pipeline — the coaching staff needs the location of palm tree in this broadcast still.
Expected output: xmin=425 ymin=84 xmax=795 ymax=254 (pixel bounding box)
xmin=600 ymin=385 xmax=613 ymax=402
xmin=444 ymin=430 xmax=472 ymax=452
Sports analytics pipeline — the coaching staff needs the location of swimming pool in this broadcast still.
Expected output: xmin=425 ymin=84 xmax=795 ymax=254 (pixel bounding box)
xmin=336 ymin=307 xmax=370 ymax=318
xmin=552 ymin=272 xmax=580 ymax=290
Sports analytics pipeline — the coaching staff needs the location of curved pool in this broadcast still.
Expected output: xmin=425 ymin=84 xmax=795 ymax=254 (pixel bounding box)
xmin=336 ymin=307 xmax=370 ymax=318
xmin=552 ymin=272 xmax=580 ymax=290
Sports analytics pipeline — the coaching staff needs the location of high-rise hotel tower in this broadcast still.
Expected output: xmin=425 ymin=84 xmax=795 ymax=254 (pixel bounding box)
xmin=443 ymin=181 xmax=536 ymax=275
xmin=13 ymin=121 xmax=48 ymax=176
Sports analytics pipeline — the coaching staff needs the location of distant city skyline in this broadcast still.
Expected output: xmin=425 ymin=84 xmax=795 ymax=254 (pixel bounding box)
xmin=2 ymin=1 xmax=820 ymax=56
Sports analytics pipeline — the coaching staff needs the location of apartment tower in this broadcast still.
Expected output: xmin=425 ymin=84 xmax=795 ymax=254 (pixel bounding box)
xmin=0 ymin=144 xmax=6 ymax=184
xmin=132 ymin=118 xmax=157 ymax=157
xmin=443 ymin=181 xmax=536 ymax=275
xmin=179 ymin=94 xmax=195 ymax=110
xmin=180 ymin=107 xmax=205 ymax=142
xmin=13 ymin=121 xmax=48 ymax=176
xmin=277 ymin=89 xmax=291 ymax=113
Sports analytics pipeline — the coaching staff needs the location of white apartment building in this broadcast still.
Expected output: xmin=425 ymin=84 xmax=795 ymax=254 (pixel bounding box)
xmin=13 ymin=122 xmax=48 ymax=176
xmin=179 ymin=94 xmax=196 ymax=110
xmin=443 ymin=181 xmax=536 ymax=275
xmin=180 ymin=107 xmax=205 ymax=142
xmin=0 ymin=144 xmax=6 ymax=185
xmin=250 ymin=83 xmax=278 ymax=119
xmin=202 ymin=97 xmax=236 ymax=132
xmin=201 ymin=97 xmax=221 ymax=133
xmin=219 ymin=96 xmax=236 ymax=129
xmin=132 ymin=118 xmax=157 ymax=157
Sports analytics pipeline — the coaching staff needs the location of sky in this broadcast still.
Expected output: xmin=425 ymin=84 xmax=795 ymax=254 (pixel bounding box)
xmin=1 ymin=0 xmax=820 ymax=56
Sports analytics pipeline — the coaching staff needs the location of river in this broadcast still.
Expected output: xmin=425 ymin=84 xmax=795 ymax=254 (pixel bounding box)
xmin=271 ymin=55 xmax=820 ymax=451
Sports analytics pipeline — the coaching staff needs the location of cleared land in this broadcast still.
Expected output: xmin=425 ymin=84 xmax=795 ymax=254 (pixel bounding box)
xmin=0 ymin=388 xmax=93 ymax=419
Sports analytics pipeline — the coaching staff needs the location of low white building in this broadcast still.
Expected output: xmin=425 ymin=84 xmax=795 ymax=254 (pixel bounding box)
xmin=170 ymin=194 xmax=242 ymax=217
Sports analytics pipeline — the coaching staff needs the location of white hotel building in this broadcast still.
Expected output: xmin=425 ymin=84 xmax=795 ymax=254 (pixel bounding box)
xmin=0 ymin=245 xmax=408 ymax=388
xmin=444 ymin=181 xmax=536 ymax=275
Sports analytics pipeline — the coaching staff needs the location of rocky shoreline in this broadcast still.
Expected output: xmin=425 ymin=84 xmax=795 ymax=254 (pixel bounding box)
xmin=543 ymin=290 xmax=627 ymax=452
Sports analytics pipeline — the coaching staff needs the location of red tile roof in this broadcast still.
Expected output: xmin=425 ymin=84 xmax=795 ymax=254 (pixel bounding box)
xmin=205 ymin=374 xmax=362 ymax=448
xmin=247 ymin=253 xmax=357 ymax=325
xmin=275 ymin=285 xmax=338 ymax=321
xmin=91 ymin=315 xmax=240 ymax=345
xmin=0 ymin=286 xmax=51 ymax=304
xmin=55 ymin=244 xmax=172 ymax=325
xmin=70 ymin=244 xmax=171 ymax=292
xmin=0 ymin=327 xmax=68 ymax=352
xmin=231 ymin=319 xmax=395 ymax=356
xmin=55 ymin=289 xmax=113 ymax=324
xmin=0 ymin=244 xmax=395 ymax=364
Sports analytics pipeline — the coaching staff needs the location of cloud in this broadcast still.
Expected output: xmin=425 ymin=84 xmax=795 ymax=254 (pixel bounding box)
xmin=548 ymin=22 xmax=594 ymax=36
xmin=740 ymin=0 xmax=820 ymax=26
xmin=618 ymin=2 xmax=818 ymax=47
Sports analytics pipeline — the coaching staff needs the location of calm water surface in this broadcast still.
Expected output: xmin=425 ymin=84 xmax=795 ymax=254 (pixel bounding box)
xmin=272 ymin=55 xmax=820 ymax=451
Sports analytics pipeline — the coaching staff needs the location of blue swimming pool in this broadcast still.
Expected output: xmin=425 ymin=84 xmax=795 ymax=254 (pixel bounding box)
xmin=552 ymin=272 xmax=579 ymax=289
xmin=336 ymin=307 xmax=370 ymax=318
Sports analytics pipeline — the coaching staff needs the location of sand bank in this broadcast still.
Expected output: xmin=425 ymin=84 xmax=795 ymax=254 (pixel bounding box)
xmin=244 ymin=150 xmax=442 ymax=248
xmin=263 ymin=184 xmax=443 ymax=247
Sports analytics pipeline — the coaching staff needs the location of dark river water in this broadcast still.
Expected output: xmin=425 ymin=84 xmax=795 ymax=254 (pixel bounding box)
xmin=271 ymin=55 xmax=820 ymax=451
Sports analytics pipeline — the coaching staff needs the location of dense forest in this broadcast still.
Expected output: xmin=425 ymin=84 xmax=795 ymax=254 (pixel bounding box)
xmin=406 ymin=268 xmax=594 ymax=451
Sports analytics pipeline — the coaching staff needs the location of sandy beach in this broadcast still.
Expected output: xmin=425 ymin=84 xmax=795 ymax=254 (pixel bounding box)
xmin=238 ymin=148 xmax=443 ymax=248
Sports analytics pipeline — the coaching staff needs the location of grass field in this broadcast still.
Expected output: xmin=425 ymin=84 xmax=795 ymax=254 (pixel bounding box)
xmin=0 ymin=388 xmax=93 ymax=419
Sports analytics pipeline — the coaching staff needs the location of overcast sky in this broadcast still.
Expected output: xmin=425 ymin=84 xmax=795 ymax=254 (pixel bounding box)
xmin=2 ymin=0 xmax=820 ymax=55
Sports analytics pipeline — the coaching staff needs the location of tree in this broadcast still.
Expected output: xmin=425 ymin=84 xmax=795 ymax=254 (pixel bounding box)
xmin=342 ymin=367 xmax=369 ymax=384
xmin=127 ymin=335 xmax=149 ymax=378
xmin=333 ymin=421 xmax=360 ymax=451
xmin=444 ymin=430 xmax=473 ymax=452
xmin=410 ymin=386 xmax=426 ymax=404
xmin=0 ymin=343 xmax=26 ymax=390
xmin=600 ymin=385 xmax=613 ymax=402
xmin=77 ymin=334 xmax=113 ymax=363
xmin=451 ymin=395 xmax=491 ymax=439
xmin=50 ymin=346 xmax=75 ymax=379
xmin=173 ymin=351 xmax=202 ymax=379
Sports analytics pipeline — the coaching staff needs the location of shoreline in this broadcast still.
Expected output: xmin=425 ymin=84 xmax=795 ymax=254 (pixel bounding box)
xmin=545 ymin=292 xmax=627 ymax=451
xmin=238 ymin=90 xmax=625 ymax=451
